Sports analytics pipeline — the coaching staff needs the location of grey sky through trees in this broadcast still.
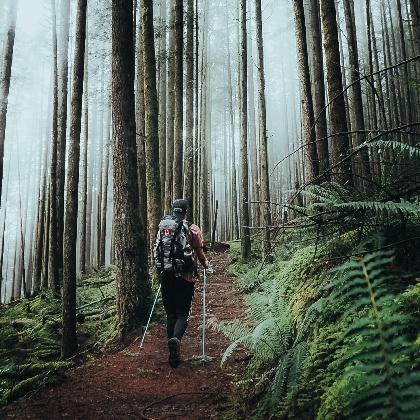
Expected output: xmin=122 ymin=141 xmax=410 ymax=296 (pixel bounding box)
xmin=0 ymin=0 xmax=302 ymax=302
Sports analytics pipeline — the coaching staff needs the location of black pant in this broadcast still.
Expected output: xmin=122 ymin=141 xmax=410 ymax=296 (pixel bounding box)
xmin=161 ymin=272 xmax=194 ymax=341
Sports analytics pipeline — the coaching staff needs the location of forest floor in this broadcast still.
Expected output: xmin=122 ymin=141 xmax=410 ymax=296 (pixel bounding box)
xmin=1 ymin=249 xmax=248 ymax=419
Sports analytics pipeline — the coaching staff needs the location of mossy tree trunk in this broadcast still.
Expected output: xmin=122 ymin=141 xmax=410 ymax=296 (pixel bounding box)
xmin=141 ymin=0 xmax=162 ymax=249
xmin=62 ymin=0 xmax=87 ymax=358
xmin=112 ymin=0 xmax=151 ymax=338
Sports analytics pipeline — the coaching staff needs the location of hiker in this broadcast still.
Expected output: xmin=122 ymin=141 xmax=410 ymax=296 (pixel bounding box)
xmin=154 ymin=198 xmax=211 ymax=368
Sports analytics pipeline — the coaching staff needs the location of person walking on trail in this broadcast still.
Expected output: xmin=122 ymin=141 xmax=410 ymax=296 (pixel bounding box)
xmin=154 ymin=198 xmax=211 ymax=368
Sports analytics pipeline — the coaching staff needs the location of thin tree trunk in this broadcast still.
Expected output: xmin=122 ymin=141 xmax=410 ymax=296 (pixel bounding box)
xmin=172 ymin=0 xmax=184 ymax=199
xmin=48 ymin=0 xmax=60 ymax=292
xmin=158 ymin=0 xmax=167 ymax=208
xmin=135 ymin=4 xmax=148 ymax=258
xmin=309 ymin=0 xmax=330 ymax=177
xmin=343 ymin=0 xmax=371 ymax=182
xmin=62 ymin=0 xmax=87 ymax=358
xmin=293 ymin=0 xmax=320 ymax=182
xmin=56 ymin=0 xmax=71 ymax=284
xmin=165 ymin=1 xmax=176 ymax=213
xmin=255 ymin=0 xmax=271 ymax=255
xmin=184 ymin=0 xmax=194 ymax=208
xmin=100 ymin=110 xmax=110 ymax=267
xmin=240 ymin=0 xmax=251 ymax=260
xmin=141 ymin=0 xmax=162 ymax=248
xmin=80 ymin=40 xmax=89 ymax=274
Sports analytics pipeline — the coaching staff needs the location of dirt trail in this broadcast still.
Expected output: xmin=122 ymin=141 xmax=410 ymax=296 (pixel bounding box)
xmin=1 ymin=251 xmax=246 ymax=419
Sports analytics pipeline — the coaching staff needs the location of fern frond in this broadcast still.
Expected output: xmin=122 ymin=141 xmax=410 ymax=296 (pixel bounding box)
xmin=367 ymin=139 xmax=420 ymax=158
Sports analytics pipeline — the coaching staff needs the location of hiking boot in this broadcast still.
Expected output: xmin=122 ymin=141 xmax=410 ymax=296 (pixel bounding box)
xmin=168 ymin=337 xmax=181 ymax=368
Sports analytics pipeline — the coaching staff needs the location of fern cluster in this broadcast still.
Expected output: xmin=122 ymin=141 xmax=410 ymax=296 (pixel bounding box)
xmin=221 ymin=243 xmax=420 ymax=419
xmin=317 ymin=251 xmax=420 ymax=419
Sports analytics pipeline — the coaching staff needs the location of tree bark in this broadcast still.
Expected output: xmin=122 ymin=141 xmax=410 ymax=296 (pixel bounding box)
xmin=172 ymin=0 xmax=184 ymax=199
xmin=112 ymin=0 xmax=151 ymax=338
xmin=255 ymin=0 xmax=271 ymax=255
xmin=99 ymin=109 xmax=110 ymax=267
xmin=240 ymin=0 xmax=251 ymax=260
xmin=80 ymin=41 xmax=89 ymax=274
xmin=184 ymin=0 xmax=194 ymax=208
xmin=343 ymin=0 xmax=371 ymax=182
xmin=320 ymin=0 xmax=352 ymax=185
xmin=158 ymin=0 xmax=167 ymax=208
xmin=141 ymin=0 xmax=162 ymax=248
xmin=48 ymin=0 xmax=60 ymax=292
xmin=165 ymin=0 xmax=176 ymax=213
xmin=56 ymin=0 xmax=71 ymax=283
xmin=135 ymin=3 xmax=148 ymax=259
xmin=308 ymin=0 xmax=330 ymax=178
xmin=293 ymin=0 xmax=320 ymax=182
xmin=62 ymin=0 xmax=87 ymax=358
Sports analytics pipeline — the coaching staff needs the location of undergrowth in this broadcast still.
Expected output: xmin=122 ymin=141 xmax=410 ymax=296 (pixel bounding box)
xmin=219 ymin=142 xmax=420 ymax=419
xmin=0 ymin=267 xmax=118 ymax=405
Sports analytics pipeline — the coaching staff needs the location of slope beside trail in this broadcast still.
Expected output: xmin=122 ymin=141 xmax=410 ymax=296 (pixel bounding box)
xmin=1 ymin=250 xmax=247 ymax=419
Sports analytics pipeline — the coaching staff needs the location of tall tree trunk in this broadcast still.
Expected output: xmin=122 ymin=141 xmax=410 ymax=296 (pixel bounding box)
xmin=172 ymin=0 xmax=184 ymax=199
xmin=240 ymin=0 xmax=251 ymax=260
xmin=48 ymin=0 xmax=60 ymax=292
xmin=255 ymin=0 xmax=271 ymax=255
xmin=141 ymin=0 xmax=162 ymax=248
xmin=135 ymin=4 xmax=148 ymax=258
xmin=100 ymin=110 xmax=110 ymax=267
xmin=112 ymin=0 xmax=151 ymax=337
xmin=320 ymin=0 xmax=352 ymax=186
xmin=158 ymin=0 xmax=167 ymax=208
xmin=80 ymin=41 xmax=89 ymax=274
xmin=165 ymin=1 xmax=176 ymax=213
xmin=42 ymin=185 xmax=50 ymax=290
xmin=62 ymin=0 xmax=87 ymax=358
xmin=309 ymin=0 xmax=330 ymax=178
xmin=0 ymin=0 xmax=17 ymax=206
xmin=293 ymin=0 xmax=320 ymax=182
xmin=225 ymin=0 xmax=239 ymax=240
xmin=343 ymin=0 xmax=371 ymax=182
xmin=33 ymin=169 xmax=47 ymax=294
xmin=184 ymin=0 xmax=194 ymax=208
xmin=56 ymin=0 xmax=71 ymax=284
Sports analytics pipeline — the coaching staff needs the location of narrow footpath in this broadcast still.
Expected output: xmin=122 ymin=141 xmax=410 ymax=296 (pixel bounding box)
xmin=1 ymin=250 xmax=246 ymax=419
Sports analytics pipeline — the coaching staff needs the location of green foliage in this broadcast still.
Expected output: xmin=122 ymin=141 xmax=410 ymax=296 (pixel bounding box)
xmin=367 ymin=140 xmax=420 ymax=159
xmin=0 ymin=267 xmax=118 ymax=406
xmin=223 ymin=229 xmax=420 ymax=418
xmin=317 ymin=251 xmax=420 ymax=419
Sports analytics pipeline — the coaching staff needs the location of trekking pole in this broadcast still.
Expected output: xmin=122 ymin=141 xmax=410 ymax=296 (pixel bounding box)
xmin=201 ymin=268 xmax=207 ymax=362
xmin=140 ymin=284 xmax=161 ymax=348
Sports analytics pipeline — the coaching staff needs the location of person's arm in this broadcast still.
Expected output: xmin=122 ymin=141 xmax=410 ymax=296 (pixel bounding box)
xmin=196 ymin=246 xmax=209 ymax=269
xmin=190 ymin=224 xmax=209 ymax=268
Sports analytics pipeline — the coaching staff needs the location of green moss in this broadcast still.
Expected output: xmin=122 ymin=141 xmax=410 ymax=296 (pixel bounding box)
xmin=0 ymin=266 xmax=119 ymax=406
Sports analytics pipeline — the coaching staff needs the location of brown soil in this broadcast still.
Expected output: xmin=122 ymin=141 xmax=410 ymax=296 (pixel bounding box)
xmin=1 ymin=251 xmax=247 ymax=419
